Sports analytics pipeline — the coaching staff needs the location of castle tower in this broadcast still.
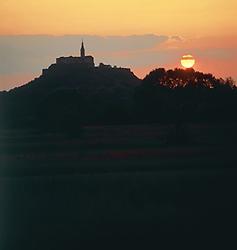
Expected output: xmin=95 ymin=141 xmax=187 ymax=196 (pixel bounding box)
xmin=80 ymin=40 xmax=85 ymax=58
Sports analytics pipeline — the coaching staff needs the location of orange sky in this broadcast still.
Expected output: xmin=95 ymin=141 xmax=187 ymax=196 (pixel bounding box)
xmin=0 ymin=0 xmax=237 ymax=90
xmin=1 ymin=0 xmax=237 ymax=37
xmin=133 ymin=35 xmax=237 ymax=78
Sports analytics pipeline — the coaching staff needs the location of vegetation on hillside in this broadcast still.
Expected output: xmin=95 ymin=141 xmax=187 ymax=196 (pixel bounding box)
xmin=0 ymin=67 xmax=236 ymax=130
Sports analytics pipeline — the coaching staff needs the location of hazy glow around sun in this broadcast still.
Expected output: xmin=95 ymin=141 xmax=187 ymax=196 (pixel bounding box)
xmin=181 ymin=55 xmax=195 ymax=68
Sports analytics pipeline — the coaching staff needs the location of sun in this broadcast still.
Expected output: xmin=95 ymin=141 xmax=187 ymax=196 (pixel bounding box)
xmin=181 ymin=55 xmax=195 ymax=69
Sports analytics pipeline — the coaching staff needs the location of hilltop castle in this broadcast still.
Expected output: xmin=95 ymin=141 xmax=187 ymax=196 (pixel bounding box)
xmin=42 ymin=41 xmax=131 ymax=75
xmin=55 ymin=41 xmax=95 ymax=67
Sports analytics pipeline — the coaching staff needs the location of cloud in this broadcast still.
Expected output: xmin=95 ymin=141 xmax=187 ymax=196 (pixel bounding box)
xmin=0 ymin=34 xmax=237 ymax=90
xmin=0 ymin=34 xmax=168 ymax=74
xmin=0 ymin=34 xmax=169 ymax=90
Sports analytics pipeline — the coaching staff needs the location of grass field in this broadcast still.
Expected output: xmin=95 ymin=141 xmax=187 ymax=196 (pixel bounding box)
xmin=0 ymin=123 xmax=237 ymax=249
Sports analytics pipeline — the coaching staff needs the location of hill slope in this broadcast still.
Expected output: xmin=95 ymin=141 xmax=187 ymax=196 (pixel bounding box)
xmin=1 ymin=64 xmax=141 ymax=128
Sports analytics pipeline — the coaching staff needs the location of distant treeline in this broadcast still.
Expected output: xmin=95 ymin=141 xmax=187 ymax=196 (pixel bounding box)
xmin=0 ymin=67 xmax=236 ymax=131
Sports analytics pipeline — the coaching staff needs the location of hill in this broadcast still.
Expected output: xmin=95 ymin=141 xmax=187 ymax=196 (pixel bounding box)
xmin=1 ymin=64 xmax=237 ymax=130
xmin=0 ymin=63 xmax=141 ymax=129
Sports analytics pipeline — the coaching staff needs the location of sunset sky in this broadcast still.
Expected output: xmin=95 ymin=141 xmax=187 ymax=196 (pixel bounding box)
xmin=0 ymin=0 xmax=237 ymax=90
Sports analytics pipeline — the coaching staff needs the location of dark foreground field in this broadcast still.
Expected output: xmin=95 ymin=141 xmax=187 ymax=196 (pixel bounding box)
xmin=0 ymin=123 xmax=237 ymax=249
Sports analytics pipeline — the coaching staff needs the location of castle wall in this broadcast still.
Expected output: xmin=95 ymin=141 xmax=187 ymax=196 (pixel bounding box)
xmin=56 ymin=56 xmax=94 ymax=67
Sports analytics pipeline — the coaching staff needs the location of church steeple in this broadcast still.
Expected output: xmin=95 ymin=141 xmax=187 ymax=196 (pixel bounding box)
xmin=80 ymin=40 xmax=85 ymax=58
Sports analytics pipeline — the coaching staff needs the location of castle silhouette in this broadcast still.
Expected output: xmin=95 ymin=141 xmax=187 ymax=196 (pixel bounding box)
xmin=56 ymin=41 xmax=95 ymax=67
xmin=42 ymin=41 xmax=130 ymax=75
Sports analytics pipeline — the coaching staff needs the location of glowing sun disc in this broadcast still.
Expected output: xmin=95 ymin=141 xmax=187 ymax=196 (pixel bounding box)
xmin=181 ymin=55 xmax=195 ymax=68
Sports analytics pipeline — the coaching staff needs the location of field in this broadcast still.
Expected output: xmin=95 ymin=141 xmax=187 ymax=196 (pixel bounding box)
xmin=0 ymin=123 xmax=237 ymax=249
